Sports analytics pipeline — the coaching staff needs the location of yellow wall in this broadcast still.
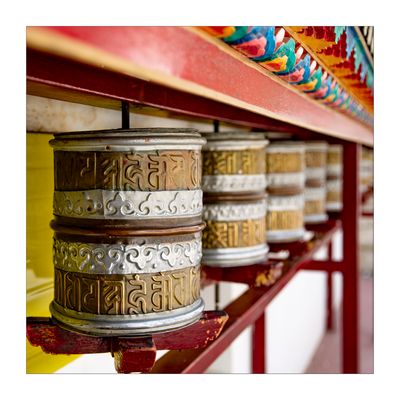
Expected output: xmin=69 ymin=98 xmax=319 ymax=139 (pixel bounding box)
xmin=26 ymin=133 xmax=79 ymax=373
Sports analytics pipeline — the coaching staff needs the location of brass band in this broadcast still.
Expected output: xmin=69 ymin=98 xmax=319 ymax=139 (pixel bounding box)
xmin=202 ymin=149 xmax=265 ymax=176
xmin=266 ymin=210 xmax=304 ymax=231
xmin=305 ymin=152 xmax=327 ymax=168
xmin=305 ymin=199 xmax=325 ymax=216
xmin=266 ymin=152 xmax=304 ymax=174
xmin=327 ymin=190 xmax=342 ymax=202
xmin=327 ymin=148 xmax=343 ymax=165
xmin=54 ymin=150 xmax=202 ymax=191
xmin=202 ymin=217 xmax=266 ymax=249
xmin=53 ymin=266 xmax=200 ymax=316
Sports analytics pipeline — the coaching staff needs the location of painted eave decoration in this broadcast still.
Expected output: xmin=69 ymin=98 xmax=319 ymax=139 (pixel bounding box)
xmin=200 ymin=26 xmax=374 ymax=127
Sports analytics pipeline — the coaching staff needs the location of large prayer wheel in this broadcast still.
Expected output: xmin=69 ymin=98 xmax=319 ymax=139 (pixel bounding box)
xmin=49 ymin=129 xmax=206 ymax=336
xmin=304 ymin=141 xmax=328 ymax=224
xmin=201 ymin=132 xmax=269 ymax=266
xmin=265 ymin=141 xmax=306 ymax=242
xmin=326 ymin=145 xmax=343 ymax=212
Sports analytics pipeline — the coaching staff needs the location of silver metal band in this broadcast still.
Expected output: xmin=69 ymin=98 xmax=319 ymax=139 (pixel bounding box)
xmin=53 ymin=189 xmax=203 ymax=219
xmin=305 ymin=167 xmax=327 ymax=181
xmin=267 ymin=172 xmax=305 ymax=188
xmin=266 ymin=228 xmax=306 ymax=243
xmin=203 ymin=200 xmax=267 ymax=221
xmin=326 ymin=202 xmax=342 ymax=211
xmin=327 ymin=179 xmax=342 ymax=190
xmin=202 ymin=244 xmax=269 ymax=267
xmin=268 ymin=194 xmax=304 ymax=211
xmin=304 ymin=214 xmax=328 ymax=223
xmin=202 ymin=174 xmax=268 ymax=192
xmin=266 ymin=142 xmax=305 ymax=153
xmin=53 ymin=236 xmax=202 ymax=274
xmin=50 ymin=298 xmax=204 ymax=336
xmin=305 ymin=187 xmax=326 ymax=200
xmin=327 ymin=164 xmax=342 ymax=177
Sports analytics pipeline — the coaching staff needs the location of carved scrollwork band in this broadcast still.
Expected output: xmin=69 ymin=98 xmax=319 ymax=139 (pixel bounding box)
xmin=203 ymin=200 xmax=267 ymax=222
xmin=267 ymin=172 xmax=305 ymax=190
xmin=53 ymin=235 xmax=202 ymax=274
xmin=268 ymin=194 xmax=304 ymax=211
xmin=266 ymin=152 xmax=305 ymax=174
xmin=202 ymin=149 xmax=266 ymax=176
xmin=202 ymin=174 xmax=267 ymax=193
xmin=305 ymin=150 xmax=327 ymax=168
xmin=53 ymin=189 xmax=203 ymax=219
xmin=53 ymin=266 xmax=201 ymax=316
xmin=202 ymin=217 xmax=266 ymax=249
xmin=54 ymin=150 xmax=202 ymax=191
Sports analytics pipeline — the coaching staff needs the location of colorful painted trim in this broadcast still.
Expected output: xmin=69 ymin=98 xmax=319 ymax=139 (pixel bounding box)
xmin=201 ymin=26 xmax=373 ymax=127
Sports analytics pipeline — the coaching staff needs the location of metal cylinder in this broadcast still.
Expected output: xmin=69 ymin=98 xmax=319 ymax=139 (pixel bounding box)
xmin=326 ymin=145 xmax=343 ymax=211
xmin=360 ymin=147 xmax=373 ymax=192
xmin=304 ymin=141 xmax=328 ymax=224
xmin=201 ymin=132 xmax=269 ymax=266
xmin=265 ymin=141 xmax=306 ymax=242
xmin=49 ymin=128 xmax=206 ymax=336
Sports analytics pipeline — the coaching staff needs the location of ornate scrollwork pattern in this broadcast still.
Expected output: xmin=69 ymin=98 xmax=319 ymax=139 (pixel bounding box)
xmin=54 ymin=150 xmax=202 ymax=191
xmin=53 ymin=189 xmax=203 ymax=219
xmin=202 ymin=218 xmax=266 ymax=249
xmin=202 ymin=174 xmax=267 ymax=192
xmin=203 ymin=200 xmax=267 ymax=221
xmin=305 ymin=151 xmax=327 ymax=168
xmin=53 ymin=236 xmax=202 ymax=274
xmin=53 ymin=266 xmax=201 ymax=315
xmin=202 ymin=149 xmax=265 ymax=176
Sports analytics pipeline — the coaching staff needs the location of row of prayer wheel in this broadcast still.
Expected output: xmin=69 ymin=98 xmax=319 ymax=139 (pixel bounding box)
xmin=48 ymin=128 xmax=343 ymax=337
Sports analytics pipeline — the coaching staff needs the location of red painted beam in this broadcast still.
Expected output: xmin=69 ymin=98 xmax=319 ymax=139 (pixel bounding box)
xmin=27 ymin=26 xmax=373 ymax=144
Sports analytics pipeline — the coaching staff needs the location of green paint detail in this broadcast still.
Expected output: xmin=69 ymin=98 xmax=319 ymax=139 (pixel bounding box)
xmin=334 ymin=26 xmax=346 ymax=43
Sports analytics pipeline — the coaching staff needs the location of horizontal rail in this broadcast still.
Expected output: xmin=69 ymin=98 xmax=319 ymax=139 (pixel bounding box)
xmin=151 ymin=220 xmax=340 ymax=373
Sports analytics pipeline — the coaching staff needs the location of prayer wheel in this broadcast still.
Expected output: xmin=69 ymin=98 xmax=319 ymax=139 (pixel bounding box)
xmin=265 ymin=141 xmax=306 ymax=242
xmin=201 ymin=132 xmax=269 ymax=266
xmin=49 ymin=129 xmax=206 ymax=336
xmin=304 ymin=141 xmax=328 ymax=224
xmin=326 ymin=145 xmax=343 ymax=212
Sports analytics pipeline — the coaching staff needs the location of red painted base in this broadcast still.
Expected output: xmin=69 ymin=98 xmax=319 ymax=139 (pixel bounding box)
xmin=26 ymin=311 xmax=228 ymax=373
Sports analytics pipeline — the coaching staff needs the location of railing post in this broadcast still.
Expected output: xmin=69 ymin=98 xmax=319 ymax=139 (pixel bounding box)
xmin=252 ymin=311 xmax=266 ymax=373
xmin=326 ymin=241 xmax=334 ymax=331
xmin=341 ymin=142 xmax=360 ymax=373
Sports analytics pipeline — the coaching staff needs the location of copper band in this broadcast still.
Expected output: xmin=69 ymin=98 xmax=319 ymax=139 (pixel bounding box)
xmin=202 ymin=149 xmax=265 ymax=176
xmin=53 ymin=266 xmax=200 ymax=315
xmin=266 ymin=153 xmax=304 ymax=173
xmin=266 ymin=210 xmax=304 ymax=231
xmin=327 ymin=151 xmax=342 ymax=165
xmin=267 ymin=185 xmax=304 ymax=196
xmin=327 ymin=190 xmax=342 ymax=202
xmin=305 ymin=199 xmax=326 ymax=216
xmin=54 ymin=150 xmax=202 ymax=191
xmin=202 ymin=217 xmax=266 ymax=249
xmin=305 ymin=152 xmax=327 ymax=168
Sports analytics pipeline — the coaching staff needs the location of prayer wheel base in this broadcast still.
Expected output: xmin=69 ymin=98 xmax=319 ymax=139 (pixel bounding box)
xmin=304 ymin=213 xmax=328 ymax=224
xmin=267 ymin=229 xmax=306 ymax=244
xmin=202 ymin=244 xmax=269 ymax=267
xmin=50 ymin=299 xmax=205 ymax=337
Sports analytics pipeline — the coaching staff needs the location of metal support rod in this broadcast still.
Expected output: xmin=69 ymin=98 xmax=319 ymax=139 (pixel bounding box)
xmin=252 ymin=312 xmax=266 ymax=373
xmin=341 ymin=142 xmax=360 ymax=373
xmin=121 ymin=101 xmax=130 ymax=129
xmin=213 ymin=119 xmax=220 ymax=133
xmin=214 ymin=283 xmax=220 ymax=311
xmin=326 ymin=241 xmax=334 ymax=331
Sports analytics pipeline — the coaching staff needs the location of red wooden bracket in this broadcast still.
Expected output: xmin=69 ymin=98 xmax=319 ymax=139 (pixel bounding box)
xmin=26 ymin=311 xmax=228 ymax=373
xmin=202 ymin=260 xmax=284 ymax=287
